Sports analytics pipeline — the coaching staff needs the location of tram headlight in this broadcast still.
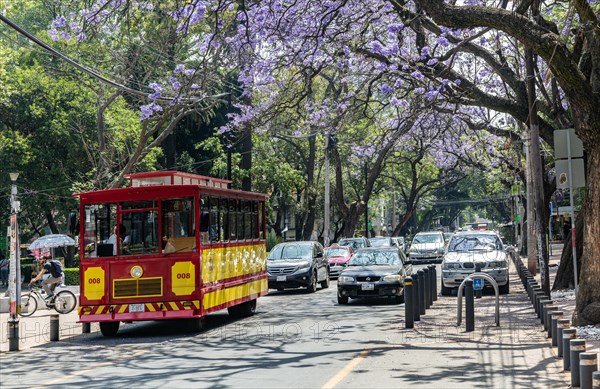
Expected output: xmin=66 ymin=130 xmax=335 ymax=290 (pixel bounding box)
xmin=131 ymin=265 xmax=143 ymax=278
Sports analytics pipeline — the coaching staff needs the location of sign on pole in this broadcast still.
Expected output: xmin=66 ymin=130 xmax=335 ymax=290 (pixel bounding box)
xmin=473 ymin=277 xmax=484 ymax=291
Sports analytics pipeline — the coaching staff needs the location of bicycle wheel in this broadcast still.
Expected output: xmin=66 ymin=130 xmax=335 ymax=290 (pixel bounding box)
xmin=19 ymin=293 xmax=38 ymax=317
xmin=53 ymin=290 xmax=77 ymax=314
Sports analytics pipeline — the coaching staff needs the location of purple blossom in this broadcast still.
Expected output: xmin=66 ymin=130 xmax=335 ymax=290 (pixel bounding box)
xmin=52 ymin=16 xmax=67 ymax=29
xmin=149 ymin=83 xmax=162 ymax=92
xmin=394 ymin=79 xmax=404 ymax=88
xmin=60 ymin=31 xmax=71 ymax=41
xmin=370 ymin=41 xmax=384 ymax=55
xmin=170 ymin=77 xmax=181 ymax=89
xmin=173 ymin=64 xmax=185 ymax=74
xmin=387 ymin=23 xmax=404 ymax=33
xmin=411 ymin=71 xmax=424 ymax=80
xmin=420 ymin=47 xmax=429 ymax=59
xmin=454 ymin=79 xmax=462 ymax=85
xmin=184 ymin=68 xmax=196 ymax=76
xmin=140 ymin=103 xmax=163 ymax=121
xmin=48 ymin=29 xmax=59 ymax=41
xmin=415 ymin=87 xmax=425 ymax=94
xmin=379 ymin=84 xmax=393 ymax=94
xmin=427 ymin=59 xmax=438 ymax=66
xmin=436 ymin=36 xmax=449 ymax=47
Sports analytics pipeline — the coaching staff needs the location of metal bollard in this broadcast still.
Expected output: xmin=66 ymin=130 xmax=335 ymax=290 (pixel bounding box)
xmin=429 ymin=265 xmax=437 ymax=302
xmin=532 ymin=287 xmax=542 ymax=307
xmin=534 ymin=293 xmax=545 ymax=316
xmin=8 ymin=319 xmax=19 ymax=352
xmin=465 ymin=279 xmax=474 ymax=332
xmin=571 ymin=339 xmax=587 ymax=387
xmin=542 ymin=304 xmax=555 ymax=329
xmin=548 ymin=311 xmax=563 ymax=337
xmin=423 ymin=267 xmax=430 ymax=310
xmin=557 ymin=319 xmax=570 ymax=357
xmin=563 ymin=328 xmax=577 ymax=370
xmin=539 ymin=300 xmax=553 ymax=321
xmin=413 ymin=275 xmax=420 ymax=322
xmin=593 ymin=371 xmax=600 ymax=389
xmin=551 ymin=312 xmax=564 ymax=346
xmin=82 ymin=322 xmax=91 ymax=334
xmin=580 ymin=352 xmax=598 ymax=389
xmin=475 ymin=264 xmax=482 ymax=299
xmin=50 ymin=314 xmax=60 ymax=341
xmin=417 ymin=270 xmax=425 ymax=315
xmin=404 ymin=276 xmax=414 ymax=329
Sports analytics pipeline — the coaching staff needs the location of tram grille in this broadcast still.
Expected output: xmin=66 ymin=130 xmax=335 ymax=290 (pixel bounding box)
xmin=113 ymin=277 xmax=162 ymax=298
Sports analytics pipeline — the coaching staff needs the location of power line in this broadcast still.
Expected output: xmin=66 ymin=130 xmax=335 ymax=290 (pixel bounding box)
xmin=0 ymin=12 xmax=229 ymax=103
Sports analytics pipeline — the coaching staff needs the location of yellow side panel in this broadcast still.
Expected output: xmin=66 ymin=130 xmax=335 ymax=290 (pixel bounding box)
xmin=203 ymin=278 xmax=268 ymax=310
xmin=83 ymin=267 xmax=105 ymax=301
xmin=171 ymin=261 xmax=195 ymax=296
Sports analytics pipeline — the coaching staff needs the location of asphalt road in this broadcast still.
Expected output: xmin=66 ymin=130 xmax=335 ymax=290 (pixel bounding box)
xmin=0 ymin=263 xmax=567 ymax=388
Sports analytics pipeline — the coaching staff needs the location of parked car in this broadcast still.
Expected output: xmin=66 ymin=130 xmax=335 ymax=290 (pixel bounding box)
xmin=267 ymin=241 xmax=330 ymax=293
xmin=407 ymin=231 xmax=445 ymax=263
xmin=440 ymin=231 xmax=509 ymax=296
xmin=392 ymin=236 xmax=406 ymax=252
xmin=337 ymin=237 xmax=371 ymax=251
xmin=337 ymin=247 xmax=413 ymax=304
xmin=325 ymin=244 xmax=354 ymax=278
xmin=369 ymin=236 xmax=395 ymax=247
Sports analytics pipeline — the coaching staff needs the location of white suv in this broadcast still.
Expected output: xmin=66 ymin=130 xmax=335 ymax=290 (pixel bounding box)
xmin=407 ymin=231 xmax=445 ymax=263
xmin=441 ymin=231 xmax=509 ymax=296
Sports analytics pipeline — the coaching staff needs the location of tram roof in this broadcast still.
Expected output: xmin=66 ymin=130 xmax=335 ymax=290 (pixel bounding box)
xmin=73 ymin=171 xmax=265 ymax=201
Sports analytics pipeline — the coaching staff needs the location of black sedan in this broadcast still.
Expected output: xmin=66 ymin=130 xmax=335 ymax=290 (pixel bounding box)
xmin=337 ymin=247 xmax=412 ymax=304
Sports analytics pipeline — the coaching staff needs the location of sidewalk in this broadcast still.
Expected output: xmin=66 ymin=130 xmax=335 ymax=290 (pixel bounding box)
xmin=0 ymin=284 xmax=86 ymax=353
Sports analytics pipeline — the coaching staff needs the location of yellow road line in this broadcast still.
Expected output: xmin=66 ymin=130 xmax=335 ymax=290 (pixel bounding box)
xmin=322 ymin=349 xmax=371 ymax=389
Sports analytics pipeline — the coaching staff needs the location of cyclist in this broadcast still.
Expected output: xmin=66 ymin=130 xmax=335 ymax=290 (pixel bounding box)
xmin=29 ymin=256 xmax=65 ymax=300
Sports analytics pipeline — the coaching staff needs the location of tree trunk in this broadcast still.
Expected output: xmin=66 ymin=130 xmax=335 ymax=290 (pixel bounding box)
xmin=573 ymin=145 xmax=600 ymax=325
xmin=241 ymin=127 xmax=252 ymax=191
xmin=552 ymin=212 xmax=583 ymax=290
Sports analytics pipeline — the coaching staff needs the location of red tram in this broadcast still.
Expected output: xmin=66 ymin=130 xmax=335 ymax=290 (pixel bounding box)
xmin=75 ymin=171 xmax=267 ymax=336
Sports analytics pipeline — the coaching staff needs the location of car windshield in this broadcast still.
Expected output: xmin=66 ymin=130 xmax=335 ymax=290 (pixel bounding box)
xmin=349 ymin=251 xmax=400 ymax=266
xmin=338 ymin=239 xmax=364 ymax=250
xmin=325 ymin=248 xmax=349 ymax=257
xmin=448 ymin=235 xmax=501 ymax=252
xmin=369 ymin=238 xmax=392 ymax=247
xmin=412 ymin=234 xmax=443 ymax=244
xmin=268 ymin=244 xmax=313 ymax=260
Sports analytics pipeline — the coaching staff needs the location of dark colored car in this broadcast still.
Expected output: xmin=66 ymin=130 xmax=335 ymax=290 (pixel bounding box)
xmin=369 ymin=236 xmax=395 ymax=247
xmin=325 ymin=244 xmax=354 ymax=278
xmin=267 ymin=241 xmax=330 ymax=293
xmin=337 ymin=247 xmax=413 ymax=304
xmin=337 ymin=237 xmax=371 ymax=251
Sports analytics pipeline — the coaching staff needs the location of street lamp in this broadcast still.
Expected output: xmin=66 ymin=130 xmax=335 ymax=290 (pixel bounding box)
xmin=8 ymin=172 xmax=21 ymax=351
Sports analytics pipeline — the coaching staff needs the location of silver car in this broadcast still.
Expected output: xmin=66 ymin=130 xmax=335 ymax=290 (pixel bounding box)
xmin=441 ymin=231 xmax=509 ymax=295
xmin=407 ymin=231 xmax=445 ymax=263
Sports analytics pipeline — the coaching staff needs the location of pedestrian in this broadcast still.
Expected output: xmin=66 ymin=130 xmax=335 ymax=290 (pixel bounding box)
xmin=563 ymin=221 xmax=570 ymax=241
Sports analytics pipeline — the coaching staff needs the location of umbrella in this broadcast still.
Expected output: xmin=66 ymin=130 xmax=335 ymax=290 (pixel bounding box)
xmin=28 ymin=234 xmax=76 ymax=251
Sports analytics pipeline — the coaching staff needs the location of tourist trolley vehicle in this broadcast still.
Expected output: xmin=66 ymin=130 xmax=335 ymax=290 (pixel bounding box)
xmin=75 ymin=171 xmax=268 ymax=336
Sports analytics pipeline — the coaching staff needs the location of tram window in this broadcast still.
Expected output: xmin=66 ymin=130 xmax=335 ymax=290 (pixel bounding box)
xmin=251 ymin=201 xmax=259 ymax=240
xmin=229 ymin=199 xmax=237 ymax=242
xmin=237 ymin=200 xmax=245 ymax=241
xmin=200 ymin=196 xmax=209 ymax=244
xmin=210 ymin=196 xmax=219 ymax=243
xmin=244 ymin=201 xmax=252 ymax=240
xmin=258 ymin=201 xmax=264 ymax=240
xmin=221 ymin=199 xmax=229 ymax=242
xmin=161 ymin=197 xmax=196 ymax=253
xmin=84 ymin=203 xmax=116 ymax=258
xmin=122 ymin=209 xmax=158 ymax=255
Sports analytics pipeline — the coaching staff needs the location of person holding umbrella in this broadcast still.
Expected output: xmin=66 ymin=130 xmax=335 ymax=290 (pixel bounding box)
xmin=29 ymin=256 xmax=64 ymax=299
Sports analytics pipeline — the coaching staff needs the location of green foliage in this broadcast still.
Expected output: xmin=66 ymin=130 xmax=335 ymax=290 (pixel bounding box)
xmin=266 ymin=230 xmax=281 ymax=252
xmin=64 ymin=268 xmax=80 ymax=286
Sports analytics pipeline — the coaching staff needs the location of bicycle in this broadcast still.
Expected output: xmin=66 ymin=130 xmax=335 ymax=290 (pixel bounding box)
xmin=19 ymin=284 xmax=77 ymax=317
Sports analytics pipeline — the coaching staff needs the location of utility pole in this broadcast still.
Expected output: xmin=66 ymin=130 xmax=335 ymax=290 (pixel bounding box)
xmin=364 ymin=162 xmax=369 ymax=238
xmin=8 ymin=172 xmax=21 ymax=351
xmin=324 ymin=134 xmax=330 ymax=247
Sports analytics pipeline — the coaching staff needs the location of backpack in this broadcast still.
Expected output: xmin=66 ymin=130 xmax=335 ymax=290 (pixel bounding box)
xmin=49 ymin=260 xmax=63 ymax=278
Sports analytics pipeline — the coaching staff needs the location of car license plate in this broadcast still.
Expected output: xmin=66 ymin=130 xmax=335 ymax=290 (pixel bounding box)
xmin=276 ymin=276 xmax=286 ymax=282
xmin=129 ymin=303 xmax=144 ymax=313
xmin=361 ymin=283 xmax=374 ymax=291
